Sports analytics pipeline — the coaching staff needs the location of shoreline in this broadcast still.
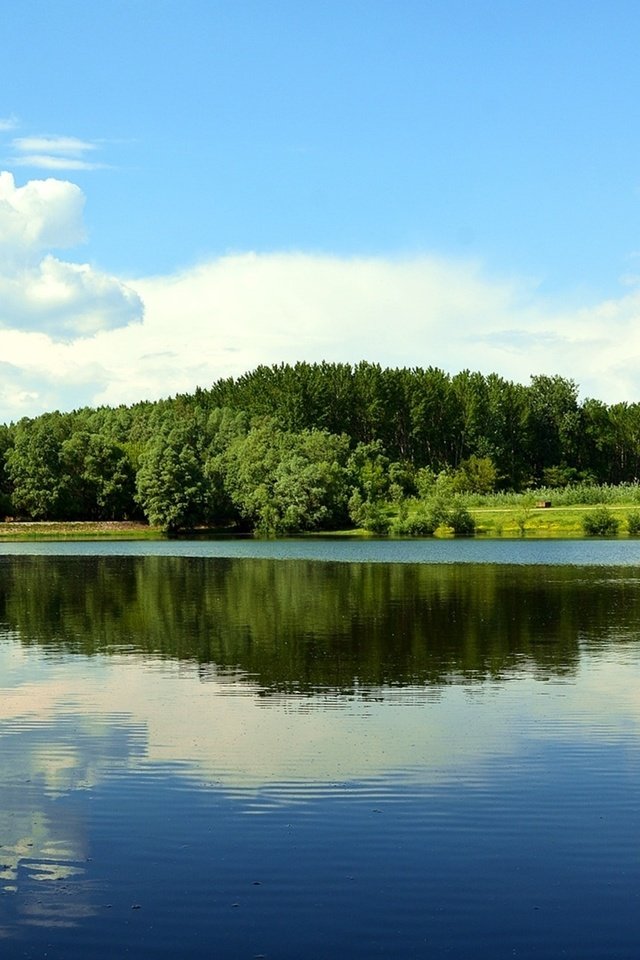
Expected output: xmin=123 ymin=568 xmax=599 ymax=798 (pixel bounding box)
xmin=0 ymin=521 xmax=164 ymax=540
xmin=1 ymin=507 xmax=639 ymax=541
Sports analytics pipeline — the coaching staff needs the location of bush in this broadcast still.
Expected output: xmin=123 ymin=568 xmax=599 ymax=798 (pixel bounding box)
xmin=452 ymin=455 xmax=498 ymax=494
xmin=447 ymin=504 xmax=476 ymax=537
xmin=363 ymin=506 xmax=392 ymax=535
xmin=392 ymin=508 xmax=438 ymax=536
xmin=395 ymin=498 xmax=475 ymax=537
xmin=627 ymin=510 xmax=640 ymax=536
xmin=582 ymin=507 xmax=620 ymax=537
xmin=348 ymin=491 xmax=391 ymax=534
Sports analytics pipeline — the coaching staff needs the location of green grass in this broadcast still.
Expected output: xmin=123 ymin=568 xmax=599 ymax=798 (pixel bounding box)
xmin=316 ymin=496 xmax=640 ymax=539
xmin=380 ymin=483 xmax=640 ymax=538
xmin=0 ymin=521 xmax=164 ymax=541
xmin=5 ymin=493 xmax=640 ymax=541
xmin=455 ymin=503 xmax=637 ymax=538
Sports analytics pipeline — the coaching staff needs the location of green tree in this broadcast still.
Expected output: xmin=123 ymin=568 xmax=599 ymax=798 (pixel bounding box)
xmin=451 ymin=370 xmax=490 ymax=464
xmin=452 ymin=455 xmax=498 ymax=494
xmin=6 ymin=414 xmax=72 ymax=519
xmin=0 ymin=424 xmax=14 ymax=517
xmin=484 ymin=375 xmax=531 ymax=488
xmin=136 ymin=421 xmax=209 ymax=531
xmin=222 ymin=421 xmax=350 ymax=534
xmin=407 ymin=367 xmax=457 ymax=468
xmin=347 ymin=440 xmax=390 ymax=502
xmin=61 ymin=431 xmax=137 ymax=519
xmin=527 ymin=375 xmax=580 ymax=481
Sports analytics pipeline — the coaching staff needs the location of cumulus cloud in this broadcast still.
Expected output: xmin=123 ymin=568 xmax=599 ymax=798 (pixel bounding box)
xmin=0 ymin=170 xmax=85 ymax=257
xmin=0 ymin=255 xmax=142 ymax=336
xmin=0 ymin=171 xmax=142 ymax=341
xmin=0 ymin=360 xmax=43 ymax=417
xmin=1 ymin=247 xmax=640 ymax=422
xmin=0 ymin=334 xmax=119 ymax=419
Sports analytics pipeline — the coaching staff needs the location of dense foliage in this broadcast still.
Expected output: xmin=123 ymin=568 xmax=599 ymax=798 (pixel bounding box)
xmin=2 ymin=361 xmax=640 ymax=532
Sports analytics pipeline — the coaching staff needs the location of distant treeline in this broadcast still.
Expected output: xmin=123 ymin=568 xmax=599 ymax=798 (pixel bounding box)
xmin=1 ymin=361 xmax=639 ymax=531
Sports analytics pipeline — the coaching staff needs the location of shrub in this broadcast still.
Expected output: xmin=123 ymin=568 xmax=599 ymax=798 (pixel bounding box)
xmin=582 ymin=507 xmax=619 ymax=537
xmin=415 ymin=467 xmax=437 ymax=499
xmin=515 ymin=509 xmax=530 ymax=537
xmin=452 ymin=455 xmax=498 ymax=494
xmin=362 ymin=504 xmax=391 ymax=535
xmin=392 ymin=508 xmax=438 ymax=536
xmin=447 ymin=504 xmax=476 ymax=537
xmin=627 ymin=510 xmax=640 ymax=536
xmin=348 ymin=491 xmax=391 ymax=534
xmin=347 ymin=490 xmax=367 ymax=527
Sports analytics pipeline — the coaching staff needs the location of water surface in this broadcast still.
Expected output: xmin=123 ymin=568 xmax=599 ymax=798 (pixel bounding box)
xmin=1 ymin=535 xmax=640 ymax=564
xmin=1 ymin=548 xmax=639 ymax=958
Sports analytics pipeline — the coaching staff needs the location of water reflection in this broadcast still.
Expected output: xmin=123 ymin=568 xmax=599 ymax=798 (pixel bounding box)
xmin=0 ymin=640 xmax=147 ymax=939
xmin=1 ymin=557 xmax=640 ymax=787
xmin=1 ymin=558 xmax=639 ymax=797
xmin=0 ymin=556 xmax=639 ymax=958
xmin=2 ymin=555 xmax=639 ymax=691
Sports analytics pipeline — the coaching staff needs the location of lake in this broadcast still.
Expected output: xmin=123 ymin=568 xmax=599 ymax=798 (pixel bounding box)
xmin=1 ymin=540 xmax=639 ymax=958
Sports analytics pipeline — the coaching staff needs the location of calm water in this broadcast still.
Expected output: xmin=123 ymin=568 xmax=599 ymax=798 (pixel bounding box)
xmin=1 ymin=542 xmax=639 ymax=958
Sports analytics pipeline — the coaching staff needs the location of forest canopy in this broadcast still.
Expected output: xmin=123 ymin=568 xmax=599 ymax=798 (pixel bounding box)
xmin=1 ymin=361 xmax=639 ymax=533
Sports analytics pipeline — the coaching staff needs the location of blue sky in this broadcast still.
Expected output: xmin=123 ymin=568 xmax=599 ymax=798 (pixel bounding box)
xmin=1 ymin=0 xmax=640 ymax=420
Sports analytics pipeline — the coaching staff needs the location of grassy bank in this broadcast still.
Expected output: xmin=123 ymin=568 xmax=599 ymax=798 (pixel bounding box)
xmin=2 ymin=501 xmax=640 ymax=541
xmin=393 ymin=500 xmax=640 ymax=538
xmin=0 ymin=521 xmax=164 ymax=540
xmin=469 ymin=503 xmax=631 ymax=538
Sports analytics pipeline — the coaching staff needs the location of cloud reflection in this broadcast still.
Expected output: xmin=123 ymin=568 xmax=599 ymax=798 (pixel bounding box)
xmin=0 ymin=558 xmax=639 ymax=930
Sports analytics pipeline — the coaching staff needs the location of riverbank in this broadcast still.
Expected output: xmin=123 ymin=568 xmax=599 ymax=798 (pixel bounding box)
xmin=469 ymin=503 xmax=628 ymax=538
xmin=348 ymin=501 xmax=640 ymax=538
xmin=2 ymin=501 xmax=640 ymax=540
xmin=0 ymin=521 xmax=164 ymax=540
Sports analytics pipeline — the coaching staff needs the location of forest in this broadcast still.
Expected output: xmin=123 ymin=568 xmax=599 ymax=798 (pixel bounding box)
xmin=1 ymin=361 xmax=639 ymax=533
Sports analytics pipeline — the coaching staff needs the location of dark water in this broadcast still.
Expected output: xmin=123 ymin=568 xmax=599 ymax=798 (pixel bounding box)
xmin=1 ymin=548 xmax=639 ymax=958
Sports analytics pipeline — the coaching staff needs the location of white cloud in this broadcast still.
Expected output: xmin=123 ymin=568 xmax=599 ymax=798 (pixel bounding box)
xmin=11 ymin=155 xmax=107 ymax=171
xmin=115 ymin=253 xmax=640 ymax=406
xmin=0 ymin=171 xmax=86 ymax=257
xmin=12 ymin=136 xmax=96 ymax=155
xmin=0 ymin=171 xmax=142 ymax=345
xmin=0 ymin=116 xmax=18 ymax=132
xmin=9 ymin=133 xmax=106 ymax=172
xmin=1 ymin=250 xmax=640 ymax=423
xmin=0 ymin=255 xmax=142 ymax=336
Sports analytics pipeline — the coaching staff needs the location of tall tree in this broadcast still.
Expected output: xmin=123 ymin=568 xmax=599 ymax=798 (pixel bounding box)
xmin=61 ymin=431 xmax=137 ymax=520
xmin=527 ymin=375 xmax=580 ymax=480
xmin=6 ymin=414 xmax=72 ymax=519
xmin=222 ymin=420 xmax=350 ymax=534
xmin=136 ymin=420 xmax=209 ymax=531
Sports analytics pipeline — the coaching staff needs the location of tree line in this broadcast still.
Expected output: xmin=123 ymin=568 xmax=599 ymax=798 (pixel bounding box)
xmin=1 ymin=361 xmax=639 ymax=532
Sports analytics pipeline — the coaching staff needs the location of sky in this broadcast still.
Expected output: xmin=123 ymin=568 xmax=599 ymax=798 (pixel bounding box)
xmin=2 ymin=0 xmax=640 ymax=421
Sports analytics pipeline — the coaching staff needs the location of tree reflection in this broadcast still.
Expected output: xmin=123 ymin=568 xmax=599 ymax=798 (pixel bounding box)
xmin=1 ymin=556 xmax=638 ymax=694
